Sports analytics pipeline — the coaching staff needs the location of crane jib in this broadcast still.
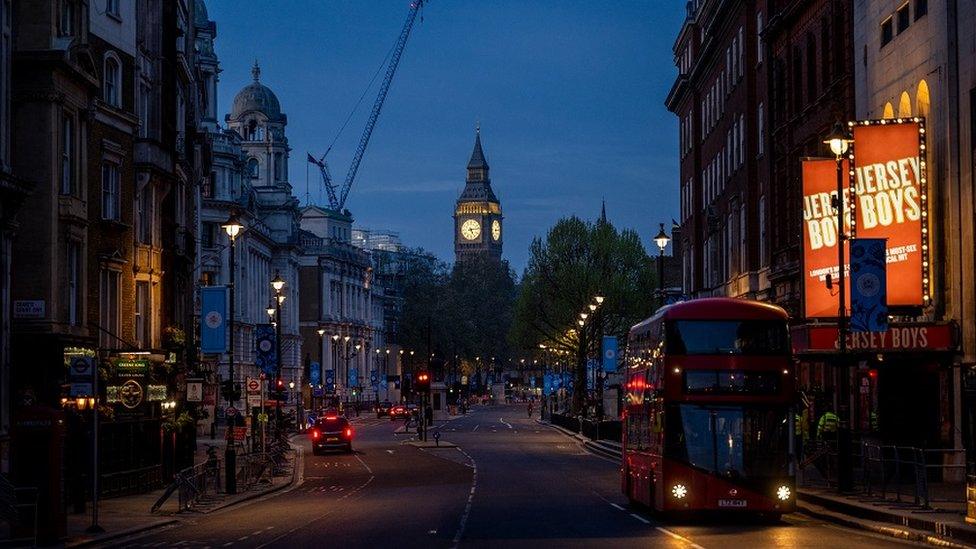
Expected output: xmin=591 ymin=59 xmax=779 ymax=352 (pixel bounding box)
xmin=310 ymin=0 xmax=425 ymax=212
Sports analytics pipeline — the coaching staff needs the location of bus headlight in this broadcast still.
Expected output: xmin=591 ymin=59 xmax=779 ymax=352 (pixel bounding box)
xmin=671 ymin=484 xmax=688 ymax=499
xmin=776 ymin=485 xmax=791 ymax=501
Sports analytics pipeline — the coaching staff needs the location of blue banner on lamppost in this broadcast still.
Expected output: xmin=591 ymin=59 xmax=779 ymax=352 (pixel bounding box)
xmin=325 ymin=370 xmax=335 ymax=394
xmin=254 ymin=324 xmax=277 ymax=376
xmin=348 ymin=368 xmax=359 ymax=388
xmin=850 ymin=238 xmax=888 ymax=333
xmin=602 ymin=336 xmax=618 ymax=372
xmin=310 ymin=361 xmax=321 ymax=386
xmin=200 ymin=286 xmax=228 ymax=354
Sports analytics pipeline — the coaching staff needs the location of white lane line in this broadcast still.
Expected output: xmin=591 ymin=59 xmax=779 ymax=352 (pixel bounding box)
xmin=500 ymin=418 xmax=512 ymax=429
xmin=386 ymin=449 xmax=395 ymax=454
xmin=655 ymin=526 xmax=707 ymax=549
xmin=472 ymin=424 xmax=479 ymax=432
xmin=354 ymin=453 xmax=374 ymax=475
xmin=451 ymin=447 xmax=478 ymax=549
xmin=629 ymin=513 xmax=650 ymax=525
xmin=610 ymin=503 xmax=625 ymax=511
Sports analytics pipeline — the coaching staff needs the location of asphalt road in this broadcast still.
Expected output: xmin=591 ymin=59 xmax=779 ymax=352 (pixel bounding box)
xmin=112 ymin=403 xmax=922 ymax=548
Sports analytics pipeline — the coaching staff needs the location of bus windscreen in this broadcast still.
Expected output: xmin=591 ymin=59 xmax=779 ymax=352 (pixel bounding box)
xmin=666 ymin=320 xmax=789 ymax=356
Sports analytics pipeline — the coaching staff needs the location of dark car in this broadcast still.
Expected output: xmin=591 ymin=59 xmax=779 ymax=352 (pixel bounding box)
xmin=389 ymin=404 xmax=408 ymax=420
xmin=376 ymin=401 xmax=393 ymax=418
xmin=309 ymin=415 xmax=353 ymax=455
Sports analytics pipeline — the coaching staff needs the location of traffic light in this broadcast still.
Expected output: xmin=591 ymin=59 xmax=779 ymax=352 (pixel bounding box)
xmin=221 ymin=380 xmax=241 ymax=402
xmin=416 ymin=370 xmax=431 ymax=393
xmin=274 ymin=378 xmax=285 ymax=400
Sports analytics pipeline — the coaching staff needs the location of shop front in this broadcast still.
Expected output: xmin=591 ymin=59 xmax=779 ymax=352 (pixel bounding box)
xmin=792 ymin=322 xmax=960 ymax=450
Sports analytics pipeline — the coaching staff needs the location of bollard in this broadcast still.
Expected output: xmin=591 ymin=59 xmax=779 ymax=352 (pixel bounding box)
xmin=434 ymin=431 xmax=441 ymax=447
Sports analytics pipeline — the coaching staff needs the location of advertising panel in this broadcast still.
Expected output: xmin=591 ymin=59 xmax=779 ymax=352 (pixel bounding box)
xmin=850 ymin=120 xmax=927 ymax=307
xmin=802 ymin=158 xmax=852 ymax=318
xmin=802 ymin=119 xmax=928 ymax=317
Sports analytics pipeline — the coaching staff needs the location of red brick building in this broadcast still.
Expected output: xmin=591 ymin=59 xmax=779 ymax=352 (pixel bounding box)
xmin=666 ymin=0 xmax=770 ymax=302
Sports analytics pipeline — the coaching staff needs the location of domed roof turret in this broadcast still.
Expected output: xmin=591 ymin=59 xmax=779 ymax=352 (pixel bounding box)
xmin=194 ymin=0 xmax=209 ymax=26
xmin=230 ymin=61 xmax=284 ymax=121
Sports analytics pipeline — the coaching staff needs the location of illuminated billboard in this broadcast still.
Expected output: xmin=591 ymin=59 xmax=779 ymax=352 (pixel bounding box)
xmin=802 ymin=119 xmax=928 ymax=318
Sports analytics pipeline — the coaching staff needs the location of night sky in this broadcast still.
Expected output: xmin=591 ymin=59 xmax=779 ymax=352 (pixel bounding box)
xmin=208 ymin=0 xmax=685 ymax=272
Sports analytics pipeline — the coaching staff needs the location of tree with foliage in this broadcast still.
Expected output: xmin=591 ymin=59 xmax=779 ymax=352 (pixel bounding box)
xmin=511 ymin=216 xmax=656 ymax=414
xmin=396 ymin=249 xmax=517 ymax=381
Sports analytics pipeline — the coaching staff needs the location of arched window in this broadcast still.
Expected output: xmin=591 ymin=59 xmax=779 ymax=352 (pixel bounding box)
xmin=247 ymin=158 xmax=259 ymax=179
xmin=916 ymin=79 xmax=930 ymax=119
xmin=104 ymin=54 xmax=121 ymax=107
xmin=882 ymin=102 xmax=895 ymax=119
xmin=898 ymin=91 xmax=912 ymax=117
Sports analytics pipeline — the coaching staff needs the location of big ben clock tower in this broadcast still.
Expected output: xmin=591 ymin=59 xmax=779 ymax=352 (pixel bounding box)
xmin=454 ymin=127 xmax=503 ymax=263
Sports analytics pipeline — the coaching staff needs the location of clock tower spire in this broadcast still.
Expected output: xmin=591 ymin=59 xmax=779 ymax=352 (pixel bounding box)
xmin=454 ymin=126 xmax=502 ymax=263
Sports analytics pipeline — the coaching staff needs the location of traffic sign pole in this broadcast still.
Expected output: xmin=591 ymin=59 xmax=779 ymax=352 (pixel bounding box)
xmin=260 ymin=375 xmax=266 ymax=453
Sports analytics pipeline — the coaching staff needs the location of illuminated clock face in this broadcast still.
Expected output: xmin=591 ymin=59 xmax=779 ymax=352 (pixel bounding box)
xmin=461 ymin=219 xmax=481 ymax=240
xmin=491 ymin=219 xmax=501 ymax=241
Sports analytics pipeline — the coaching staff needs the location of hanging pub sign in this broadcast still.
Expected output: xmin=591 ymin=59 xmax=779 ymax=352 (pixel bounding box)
xmin=850 ymin=238 xmax=888 ymax=333
xmin=802 ymin=119 xmax=928 ymax=318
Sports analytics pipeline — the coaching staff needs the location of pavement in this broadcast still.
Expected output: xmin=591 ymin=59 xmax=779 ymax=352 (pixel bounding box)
xmin=86 ymin=403 xmax=940 ymax=548
xmin=62 ymin=436 xmax=302 ymax=548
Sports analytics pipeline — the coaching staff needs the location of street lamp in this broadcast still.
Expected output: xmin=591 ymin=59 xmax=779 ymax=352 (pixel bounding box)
xmin=270 ymin=270 xmax=286 ymax=433
xmin=654 ymin=223 xmax=671 ymax=309
xmin=824 ymin=121 xmax=854 ymax=492
xmin=316 ymin=328 xmax=325 ymax=412
xmin=221 ymin=212 xmax=243 ymax=495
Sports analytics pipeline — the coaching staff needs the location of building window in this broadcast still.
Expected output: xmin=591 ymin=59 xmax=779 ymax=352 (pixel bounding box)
xmin=99 ymin=269 xmax=120 ymax=349
xmin=139 ymin=82 xmax=151 ymax=138
xmin=135 ymin=281 xmax=150 ymax=348
xmin=756 ymin=12 xmax=764 ymax=65
xmin=60 ymin=0 xmax=75 ymax=36
xmin=274 ymin=152 xmax=283 ymax=180
xmin=806 ymin=34 xmax=817 ymax=103
xmin=821 ymin=18 xmax=831 ymax=85
xmin=61 ymin=114 xmax=75 ymax=195
xmin=201 ymin=222 xmax=217 ymax=248
xmin=104 ymin=55 xmax=121 ymax=107
xmin=105 ymin=0 xmax=120 ymax=17
xmin=137 ymin=186 xmax=153 ymax=244
xmin=759 ymin=195 xmax=768 ymax=267
xmin=880 ymin=17 xmax=893 ymax=47
xmin=67 ymin=241 xmax=80 ymax=325
xmin=248 ymin=158 xmax=259 ymax=179
xmin=896 ymin=3 xmax=910 ymax=34
xmin=915 ymin=0 xmax=927 ymax=20
xmin=757 ymin=102 xmax=765 ymax=157
xmin=101 ymin=160 xmax=120 ymax=220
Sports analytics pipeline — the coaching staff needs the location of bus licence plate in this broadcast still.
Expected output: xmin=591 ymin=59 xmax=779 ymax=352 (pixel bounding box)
xmin=718 ymin=499 xmax=747 ymax=508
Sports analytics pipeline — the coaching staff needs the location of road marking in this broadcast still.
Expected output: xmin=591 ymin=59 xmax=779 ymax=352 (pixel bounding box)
xmin=472 ymin=424 xmax=479 ymax=432
xmin=451 ymin=447 xmax=478 ymax=549
xmin=610 ymin=503 xmax=625 ymax=511
xmin=355 ymin=453 xmax=373 ymax=475
xmin=655 ymin=526 xmax=706 ymax=549
xmin=386 ymin=449 xmax=395 ymax=454
xmin=500 ymin=418 xmax=512 ymax=429
xmin=629 ymin=513 xmax=650 ymax=525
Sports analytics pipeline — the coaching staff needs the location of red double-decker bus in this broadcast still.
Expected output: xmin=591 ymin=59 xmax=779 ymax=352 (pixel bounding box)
xmin=621 ymin=298 xmax=795 ymax=516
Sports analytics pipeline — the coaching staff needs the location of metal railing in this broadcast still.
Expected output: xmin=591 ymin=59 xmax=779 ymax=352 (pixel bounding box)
xmin=802 ymin=441 xmax=967 ymax=509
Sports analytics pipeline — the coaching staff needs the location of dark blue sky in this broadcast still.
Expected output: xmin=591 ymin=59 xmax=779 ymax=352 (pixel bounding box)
xmin=209 ymin=1 xmax=685 ymax=272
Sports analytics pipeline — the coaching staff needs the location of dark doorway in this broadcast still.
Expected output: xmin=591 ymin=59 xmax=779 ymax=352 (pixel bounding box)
xmin=877 ymin=360 xmax=940 ymax=447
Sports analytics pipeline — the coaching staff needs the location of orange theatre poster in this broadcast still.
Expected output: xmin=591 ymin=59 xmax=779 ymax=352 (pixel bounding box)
xmin=802 ymin=119 xmax=928 ymax=318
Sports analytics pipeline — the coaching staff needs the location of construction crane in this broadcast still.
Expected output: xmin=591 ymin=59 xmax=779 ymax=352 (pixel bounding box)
xmin=309 ymin=0 xmax=425 ymax=212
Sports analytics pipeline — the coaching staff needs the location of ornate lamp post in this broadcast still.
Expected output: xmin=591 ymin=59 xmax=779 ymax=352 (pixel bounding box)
xmin=271 ymin=271 xmax=286 ymax=433
xmin=654 ymin=223 xmax=671 ymax=309
xmin=316 ymin=328 xmax=325 ymax=411
xmin=221 ymin=212 xmax=243 ymax=494
xmin=824 ymin=121 xmax=854 ymax=492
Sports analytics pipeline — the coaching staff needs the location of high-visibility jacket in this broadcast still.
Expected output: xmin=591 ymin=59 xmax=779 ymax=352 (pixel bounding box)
xmin=817 ymin=411 xmax=839 ymax=438
xmin=795 ymin=411 xmax=810 ymax=441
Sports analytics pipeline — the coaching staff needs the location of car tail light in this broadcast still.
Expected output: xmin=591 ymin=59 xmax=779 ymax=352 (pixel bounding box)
xmin=310 ymin=429 xmax=320 ymax=440
xmin=325 ymin=415 xmax=339 ymax=420
xmin=345 ymin=428 xmax=353 ymax=438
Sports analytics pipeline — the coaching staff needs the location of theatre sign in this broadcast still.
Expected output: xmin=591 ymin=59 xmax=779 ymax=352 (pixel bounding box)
xmin=802 ymin=119 xmax=928 ymax=318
